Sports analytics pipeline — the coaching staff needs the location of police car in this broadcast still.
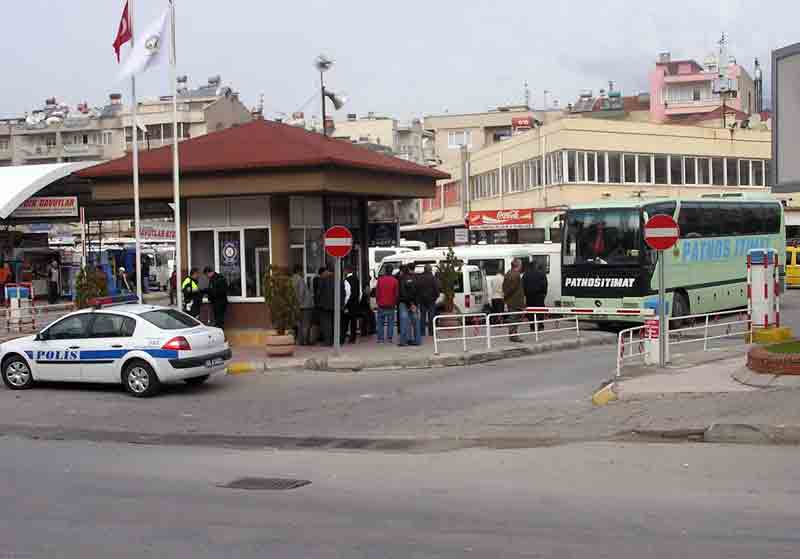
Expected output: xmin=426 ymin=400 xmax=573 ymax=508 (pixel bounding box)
xmin=0 ymin=295 xmax=231 ymax=398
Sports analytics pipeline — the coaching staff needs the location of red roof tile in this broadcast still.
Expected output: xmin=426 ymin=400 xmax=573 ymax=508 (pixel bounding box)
xmin=78 ymin=119 xmax=449 ymax=180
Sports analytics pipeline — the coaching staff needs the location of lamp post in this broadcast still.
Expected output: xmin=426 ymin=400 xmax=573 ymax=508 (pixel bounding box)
xmin=314 ymin=54 xmax=347 ymax=137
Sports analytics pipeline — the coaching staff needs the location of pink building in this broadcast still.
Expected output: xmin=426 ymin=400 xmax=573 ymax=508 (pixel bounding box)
xmin=649 ymin=52 xmax=756 ymax=125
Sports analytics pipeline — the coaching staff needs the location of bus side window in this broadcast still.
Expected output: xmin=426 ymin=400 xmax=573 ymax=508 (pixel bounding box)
xmin=678 ymin=203 xmax=703 ymax=238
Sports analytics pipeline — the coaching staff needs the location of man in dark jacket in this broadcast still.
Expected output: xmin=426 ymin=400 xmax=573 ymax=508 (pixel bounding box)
xmin=317 ymin=267 xmax=344 ymax=346
xmin=503 ymin=258 xmax=525 ymax=342
xmin=317 ymin=268 xmax=333 ymax=346
xmin=397 ymin=265 xmax=421 ymax=346
xmin=523 ymin=260 xmax=549 ymax=332
xmin=415 ymin=264 xmax=440 ymax=337
xmin=204 ymin=267 xmax=228 ymax=329
xmin=342 ymin=266 xmax=360 ymax=344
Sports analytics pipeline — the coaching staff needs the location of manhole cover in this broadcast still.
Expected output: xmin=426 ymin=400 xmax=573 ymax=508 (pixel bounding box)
xmin=220 ymin=477 xmax=311 ymax=491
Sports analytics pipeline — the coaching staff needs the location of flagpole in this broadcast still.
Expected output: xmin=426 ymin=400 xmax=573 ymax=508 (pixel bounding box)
xmin=130 ymin=0 xmax=143 ymax=303
xmin=170 ymin=0 xmax=183 ymax=312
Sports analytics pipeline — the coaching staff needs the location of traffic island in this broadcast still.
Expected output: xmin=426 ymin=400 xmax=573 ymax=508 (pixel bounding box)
xmin=747 ymin=341 xmax=800 ymax=375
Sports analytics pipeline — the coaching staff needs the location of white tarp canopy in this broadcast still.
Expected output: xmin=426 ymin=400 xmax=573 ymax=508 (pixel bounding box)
xmin=0 ymin=162 xmax=98 ymax=219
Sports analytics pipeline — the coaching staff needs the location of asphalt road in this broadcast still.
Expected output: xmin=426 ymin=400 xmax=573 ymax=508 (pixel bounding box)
xmin=1 ymin=437 xmax=799 ymax=558
xmin=0 ymin=341 xmax=617 ymax=442
xmin=0 ymin=290 xmax=798 ymax=445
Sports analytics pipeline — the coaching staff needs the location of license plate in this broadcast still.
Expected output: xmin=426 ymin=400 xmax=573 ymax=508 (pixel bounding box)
xmin=205 ymin=358 xmax=224 ymax=368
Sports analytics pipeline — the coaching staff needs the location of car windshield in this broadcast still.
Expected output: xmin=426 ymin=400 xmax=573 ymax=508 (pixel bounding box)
xmin=563 ymin=208 xmax=642 ymax=266
xmin=140 ymin=309 xmax=201 ymax=330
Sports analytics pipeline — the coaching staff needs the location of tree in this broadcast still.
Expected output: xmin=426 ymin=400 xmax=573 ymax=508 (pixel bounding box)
xmin=437 ymin=247 xmax=462 ymax=313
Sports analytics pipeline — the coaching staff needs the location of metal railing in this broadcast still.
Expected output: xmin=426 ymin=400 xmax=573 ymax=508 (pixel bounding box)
xmin=485 ymin=311 xmax=580 ymax=349
xmin=615 ymin=309 xmax=752 ymax=377
xmin=616 ymin=325 xmax=648 ymax=377
xmin=668 ymin=309 xmax=751 ymax=351
xmin=0 ymin=303 xmax=75 ymax=335
xmin=432 ymin=313 xmax=488 ymax=354
xmin=433 ymin=310 xmax=582 ymax=355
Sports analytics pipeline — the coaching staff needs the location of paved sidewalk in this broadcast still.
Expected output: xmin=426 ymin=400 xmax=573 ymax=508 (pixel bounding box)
xmin=229 ymin=325 xmax=616 ymax=373
xmin=616 ymin=355 xmax=754 ymax=399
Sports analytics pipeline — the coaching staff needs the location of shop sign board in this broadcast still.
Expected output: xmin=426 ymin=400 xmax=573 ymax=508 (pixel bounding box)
xmin=467 ymin=209 xmax=534 ymax=230
xmin=11 ymin=197 xmax=78 ymax=219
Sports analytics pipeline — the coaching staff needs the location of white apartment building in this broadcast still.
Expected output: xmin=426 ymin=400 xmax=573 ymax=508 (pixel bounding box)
xmin=1 ymin=75 xmax=252 ymax=167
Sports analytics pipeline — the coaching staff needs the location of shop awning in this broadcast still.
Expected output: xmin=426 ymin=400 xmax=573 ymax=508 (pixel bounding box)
xmin=0 ymin=162 xmax=98 ymax=220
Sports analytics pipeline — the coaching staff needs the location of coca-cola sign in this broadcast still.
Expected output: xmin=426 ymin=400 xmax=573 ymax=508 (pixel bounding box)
xmin=511 ymin=116 xmax=533 ymax=129
xmin=468 ymin=209 xmax=534 ymax=230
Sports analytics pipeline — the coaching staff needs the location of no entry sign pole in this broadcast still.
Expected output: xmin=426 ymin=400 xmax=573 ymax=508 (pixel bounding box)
xmin=644 ymin=214 xmax=680 ymax=368
xmin=324 ymin=226 xmax=353 ymax=356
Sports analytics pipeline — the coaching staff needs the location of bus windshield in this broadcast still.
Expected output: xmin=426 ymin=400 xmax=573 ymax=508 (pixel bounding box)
xmin=563 ymin=208 xmax=642 ymax=266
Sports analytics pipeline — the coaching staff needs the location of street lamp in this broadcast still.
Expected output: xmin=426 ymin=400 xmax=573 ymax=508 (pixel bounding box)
xmin=314 ymin=54 xmax=347 ymax=136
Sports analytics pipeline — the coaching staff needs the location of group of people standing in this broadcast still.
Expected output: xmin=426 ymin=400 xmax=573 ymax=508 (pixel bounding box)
xmin=179 ymin=267 xmax=229 ymax=328
xmin=302 ymin=264 xmax=369 ymax=347
xmin=289 ymin=262 xmax=441 ymax=348
xmin=490 ymin=258 xmax=549 ymax=343
xmin=374 ymin=264 xmax=440 ymax=346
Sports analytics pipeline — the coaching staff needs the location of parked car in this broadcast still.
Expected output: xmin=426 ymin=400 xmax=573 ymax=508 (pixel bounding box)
xmin=0 ymin=295 xmax=231 ymax=397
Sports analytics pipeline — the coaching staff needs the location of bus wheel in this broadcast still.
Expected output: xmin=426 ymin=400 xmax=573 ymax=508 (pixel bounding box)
xmin=671 ymin=291 xmax=690 ymax=330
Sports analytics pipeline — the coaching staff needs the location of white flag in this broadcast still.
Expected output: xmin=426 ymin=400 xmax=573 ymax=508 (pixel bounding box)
xmin=118 ymin=8 xmax=170 ymax=80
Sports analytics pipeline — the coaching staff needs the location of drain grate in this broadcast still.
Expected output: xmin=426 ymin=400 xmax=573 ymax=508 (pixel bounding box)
xmin=220 ymin=477 xmax=311 ymax=491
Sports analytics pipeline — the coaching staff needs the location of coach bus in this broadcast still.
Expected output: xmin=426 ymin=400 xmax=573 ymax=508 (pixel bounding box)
xmin=559 ymin=193 xmax=784 ymax=322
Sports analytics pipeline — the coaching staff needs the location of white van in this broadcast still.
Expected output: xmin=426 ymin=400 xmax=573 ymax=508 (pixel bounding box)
xmin=412 ymin=263 xmax=487 ymax=315
xmin=400 ymin=239 xmax=427 ymax=251
xmin=379 ymin=244 xmax=561 ymax=306
xmin=369 ymin=246 xmax=413 ymax=279
xmin=371 ymin=261 xmax=488 ymax=315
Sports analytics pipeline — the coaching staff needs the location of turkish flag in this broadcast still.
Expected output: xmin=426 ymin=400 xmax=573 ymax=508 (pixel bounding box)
xmin=113 ymin=1 xmax=132 ymax=62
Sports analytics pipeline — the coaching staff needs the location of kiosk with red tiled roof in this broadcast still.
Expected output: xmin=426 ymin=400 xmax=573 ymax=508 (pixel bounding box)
xmin=79 ymin=119 xmax=448 ymax=330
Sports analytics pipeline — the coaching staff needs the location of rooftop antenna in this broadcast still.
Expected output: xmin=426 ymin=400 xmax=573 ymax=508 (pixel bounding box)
xmin=717 ymin=32 xmax=728 ymax=79
xmin=524 ymin=81 xmax=531 ymax=109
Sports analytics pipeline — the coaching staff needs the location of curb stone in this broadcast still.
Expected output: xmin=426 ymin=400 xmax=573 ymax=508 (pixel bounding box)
xmin=227 ymin=332 xmax=616 ymax=374
xmin=731 ymin=367 xmax=800 ymax=389
xmin=704 ymin=423 xmax=800 ymax=445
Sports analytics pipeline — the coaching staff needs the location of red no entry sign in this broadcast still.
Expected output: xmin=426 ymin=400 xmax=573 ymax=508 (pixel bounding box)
xmin=324 ymin=226 xmax=353 ymax=258
xmin=644 ymin=214 xmax=680 ymax=251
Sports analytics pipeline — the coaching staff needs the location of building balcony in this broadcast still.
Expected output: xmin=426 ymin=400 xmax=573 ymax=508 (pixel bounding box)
xmin=21 ymin=145 xmax=60 ymax=159
xmin=62 ymin=144 xmax=105 ymax=157
xmin=663 ymin=73 xmax=715 ymax=84
xmin=663 ymin=98 xmax=719 ymax=116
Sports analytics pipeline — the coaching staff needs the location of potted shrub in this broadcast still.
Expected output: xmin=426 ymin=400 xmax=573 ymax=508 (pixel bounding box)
xmin=262 ymin=266 xmax=299 ymax=357
xmin=74 ymin=266 xmax=106 ymax=309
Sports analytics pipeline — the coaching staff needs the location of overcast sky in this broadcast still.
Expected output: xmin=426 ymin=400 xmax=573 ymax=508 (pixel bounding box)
xmin=1 ymin=0 xmax=797 ymax=121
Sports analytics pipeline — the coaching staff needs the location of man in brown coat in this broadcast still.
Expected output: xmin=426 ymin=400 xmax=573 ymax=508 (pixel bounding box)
xmin=503 ymin=258 xmax=525 ymax=342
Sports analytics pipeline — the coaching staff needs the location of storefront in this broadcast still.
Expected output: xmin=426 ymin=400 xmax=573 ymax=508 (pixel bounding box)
xmin=404 ymin=207 xmax=563 ymax=247
xmin=77 ymin=119 xmax=447 ymax=329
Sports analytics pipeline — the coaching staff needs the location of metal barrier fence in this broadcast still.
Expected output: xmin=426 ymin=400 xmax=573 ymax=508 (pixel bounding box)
xmin=485 ymin=311 xmax=580 ymax=349
xmin=615 ymin=309 xmax=751 ymax=377
xmin=433 ymin=308 xmax=589 ymax=355
xmin=0 ymin=303 xmax=75 ymax=335
xmin=432 ymin=313 xmax=488 ymax=354
xmin=668 ymin=309 xmax=751 ymax=351
xmin=616 ymin=325 xmax=648 ymax=377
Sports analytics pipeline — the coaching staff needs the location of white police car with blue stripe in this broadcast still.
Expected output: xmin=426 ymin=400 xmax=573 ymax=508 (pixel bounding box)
xmin=0 ymin=295 xmax=231 ymax=397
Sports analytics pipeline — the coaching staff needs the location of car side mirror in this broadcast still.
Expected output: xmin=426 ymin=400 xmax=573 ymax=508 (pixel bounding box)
xmin=36 ymin=331 xmax=47 ymax=342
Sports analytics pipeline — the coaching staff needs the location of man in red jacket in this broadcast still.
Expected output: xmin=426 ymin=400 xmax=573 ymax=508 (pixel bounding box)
xmin=375 ymin=264 xmax=399 ymax=343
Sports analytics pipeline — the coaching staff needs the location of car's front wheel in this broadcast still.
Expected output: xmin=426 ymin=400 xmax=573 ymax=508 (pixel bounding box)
xmin=1 ymin=355 xmax=33 ymax=390
xmin=122 ymin=360 xmax=161 ymax=398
